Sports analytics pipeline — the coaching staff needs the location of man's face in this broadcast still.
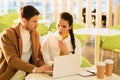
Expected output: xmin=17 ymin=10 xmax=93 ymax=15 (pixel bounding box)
xmin=25 ymin=15 xmax=39 ymax=32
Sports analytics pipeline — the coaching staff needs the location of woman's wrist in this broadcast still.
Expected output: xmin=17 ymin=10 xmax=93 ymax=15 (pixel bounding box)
xmin=65 ymin=50 xmax=71 ymax=55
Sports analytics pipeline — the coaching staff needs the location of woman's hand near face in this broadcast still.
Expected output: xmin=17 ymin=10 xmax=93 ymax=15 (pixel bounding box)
xmin=58 ymin=40 xmax=69 ymax=55
xmin=35 ymin=64 xmax=53 ymax=73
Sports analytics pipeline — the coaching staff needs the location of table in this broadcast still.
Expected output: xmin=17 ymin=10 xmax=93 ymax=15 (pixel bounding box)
xmin=25 ymin=72 xmax=120 ymax=80
xmin=74 ymin=28 xmax=120 ymax=64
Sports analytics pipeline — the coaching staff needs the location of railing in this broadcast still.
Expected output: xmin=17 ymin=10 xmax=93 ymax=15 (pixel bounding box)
xmin=53 ymin=0 xmax=114 ymax=28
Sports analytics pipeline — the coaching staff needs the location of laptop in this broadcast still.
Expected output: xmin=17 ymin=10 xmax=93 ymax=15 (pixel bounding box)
xmin=52 ymin=54 xmax=80 ymax=79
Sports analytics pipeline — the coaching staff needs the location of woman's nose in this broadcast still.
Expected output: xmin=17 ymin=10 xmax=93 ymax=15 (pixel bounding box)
xmin=59 ymin=26 xmax=63 ymax=30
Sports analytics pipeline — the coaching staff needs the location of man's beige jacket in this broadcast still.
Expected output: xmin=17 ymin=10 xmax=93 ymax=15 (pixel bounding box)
xmin=0 ymin=23 xmax=44 ymax=80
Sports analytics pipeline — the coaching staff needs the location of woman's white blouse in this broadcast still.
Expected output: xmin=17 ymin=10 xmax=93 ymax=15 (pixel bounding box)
xmin=41 ymin=32 xmax=82 ymax=65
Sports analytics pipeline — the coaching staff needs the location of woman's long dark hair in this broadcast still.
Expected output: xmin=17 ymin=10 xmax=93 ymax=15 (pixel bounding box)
xmin=59 ymin=12 xmax=75 ymax=54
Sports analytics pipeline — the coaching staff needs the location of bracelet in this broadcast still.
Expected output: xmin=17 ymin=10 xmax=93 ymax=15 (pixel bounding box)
xmin=32 ymin=67 xmax=37 ymax=73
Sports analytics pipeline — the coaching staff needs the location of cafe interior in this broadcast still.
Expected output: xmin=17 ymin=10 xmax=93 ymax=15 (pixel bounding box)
xmin=0 ymin=0 xmax=120 ymax=79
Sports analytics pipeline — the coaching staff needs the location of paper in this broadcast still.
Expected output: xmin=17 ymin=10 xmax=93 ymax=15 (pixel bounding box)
xmin=84 ymin=67 xmax=97 ymax=74
xmin=78 ymin=69 xmax=96 ymax=77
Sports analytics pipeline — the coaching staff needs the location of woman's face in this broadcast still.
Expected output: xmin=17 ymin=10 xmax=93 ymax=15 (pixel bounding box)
xmin=56 ymin=18 xmax=71 ymax=36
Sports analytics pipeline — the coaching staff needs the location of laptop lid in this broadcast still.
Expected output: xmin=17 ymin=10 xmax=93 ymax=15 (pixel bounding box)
xmin=53 ymin=54 xmax=80 ymax=78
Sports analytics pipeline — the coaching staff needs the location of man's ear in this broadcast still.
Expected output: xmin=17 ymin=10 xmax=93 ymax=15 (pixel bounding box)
xmin=22 ymin=18 xmax=27 ymax=24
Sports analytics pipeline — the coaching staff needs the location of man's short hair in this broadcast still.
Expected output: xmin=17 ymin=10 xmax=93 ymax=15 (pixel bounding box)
xmin=19 ymin=5 xmax=40 ymax=20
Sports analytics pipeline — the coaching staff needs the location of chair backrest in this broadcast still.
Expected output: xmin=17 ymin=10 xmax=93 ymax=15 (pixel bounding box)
xmin=73 ymin=23 xmax=87 ymax=46
xmin=0 ymin=12 xmax=18 ymax=26
xmin=73 ymin=23 xmax=84 ymax=30
xmin=49 ymin=22 xmax=56 ymax=32
xmin=81 ymin=56 xmax=92 ymax=68
xmin=0 ymin=23 xmax=10 ymax=34
xmin=101 ymin=25 xmax=120 ymax=50
xmin=102 ymin=35 xmax=120 ymax=50
xmin=37 ymin=23 xmax=49 ymax=36
xmin=101 ymin=25 xmax=120 ymax=42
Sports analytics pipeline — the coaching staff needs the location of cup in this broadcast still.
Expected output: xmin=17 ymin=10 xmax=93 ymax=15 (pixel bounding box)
xmin=96 ymin=62 xmax=106 ymax=79
xmin=105 ymin=59 xmax=114 ymax=76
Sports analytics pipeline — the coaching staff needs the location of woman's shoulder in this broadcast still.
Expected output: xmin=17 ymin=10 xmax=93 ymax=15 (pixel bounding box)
xmin=74 ymin=37 xmax=81 ymax=44
xmin=46 ymin=32 xmax=56 ymax=38
xmin=74 ymin=37 xmax=80 ymax=41
xmin=42 ymin=31 xmax=56 ymax=41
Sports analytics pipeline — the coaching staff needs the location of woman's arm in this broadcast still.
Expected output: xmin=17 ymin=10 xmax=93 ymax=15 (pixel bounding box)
xmin=75 ymin=38 xmax=82 ymax=65
xmin=41 ymin=36 xmax=52 ymax=64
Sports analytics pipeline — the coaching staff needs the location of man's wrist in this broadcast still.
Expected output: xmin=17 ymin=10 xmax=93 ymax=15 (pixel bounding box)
xmin=32 ymin=67 xmax=37 ymax=73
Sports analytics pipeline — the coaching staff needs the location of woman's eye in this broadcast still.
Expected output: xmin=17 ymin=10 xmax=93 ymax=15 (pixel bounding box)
xmin=63 ymin=26 xmax=66 ymax=28
xmin=58 ymin=25 xmax=60 ymax=27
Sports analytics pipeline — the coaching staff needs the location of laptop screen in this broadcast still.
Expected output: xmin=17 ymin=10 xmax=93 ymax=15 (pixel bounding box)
xmin=53 ymin=54 xmax=80 ymax=78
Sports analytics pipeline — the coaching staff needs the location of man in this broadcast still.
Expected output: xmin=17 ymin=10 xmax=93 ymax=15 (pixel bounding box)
xmin=0 ymin=5 xmax=52 ymax=80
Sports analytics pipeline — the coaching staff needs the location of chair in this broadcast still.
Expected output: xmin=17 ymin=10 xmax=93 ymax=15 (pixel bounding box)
xmin=101 ymin=25 xmax=120 ymax=68
xmin=73 ymin=23 xmax=87 ymax=46
xmin=37 ymin=23 xmax=49 ymax=36
xmin=101 ymin=25 xmax=120 ymax=42
xmin=0 ymin=23 xmax=10 ymax=34
xmin=101 ymin=35 xmax=120 ymax=67
xmin=0 ymin=12 xmax=18 ymax=26
xmin=81 ymin=56 xmax=92 ymax=68
xmin=48 ymin=22 xmax=56 ymax=32
xmin=0 ymin=12 xmax=18 ymax=34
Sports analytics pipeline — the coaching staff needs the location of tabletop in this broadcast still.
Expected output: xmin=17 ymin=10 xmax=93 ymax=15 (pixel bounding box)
xmin=25 ymin=73 xmax=120 ymax=80
xmin=74 ymin=28 xmax=120 ymax=36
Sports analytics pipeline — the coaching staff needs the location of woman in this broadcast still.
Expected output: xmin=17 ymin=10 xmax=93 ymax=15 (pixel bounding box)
xmin=42 ymin=12 xmax=82 ymax=65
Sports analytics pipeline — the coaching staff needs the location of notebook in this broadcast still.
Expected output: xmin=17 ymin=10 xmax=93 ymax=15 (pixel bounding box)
xmin=52 ymin=54 xmax=80 ymax=79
